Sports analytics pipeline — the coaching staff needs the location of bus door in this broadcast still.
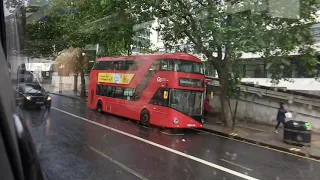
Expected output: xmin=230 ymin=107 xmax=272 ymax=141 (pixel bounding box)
xmin=149 ymin=88 xmax=169 ymax=126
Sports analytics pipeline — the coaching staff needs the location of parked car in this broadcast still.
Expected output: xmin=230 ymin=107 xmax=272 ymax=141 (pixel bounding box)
xmin=15 ymin=83 xmax=51 ymax=109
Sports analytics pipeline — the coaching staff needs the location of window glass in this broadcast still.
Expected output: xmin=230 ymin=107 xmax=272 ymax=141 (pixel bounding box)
xmin=173 ymin=60 xmax=203 ymax=74
xmin=124 ymin=88 xmax=135 ymax=100
xmin=92 ymin=61 xmax=100 ymax=70
xmin=150 ymin=88 xmax=169 ymax=107
xmin=169 ymin=89 xmax=203 ymax=116
xmin=115 ymin=61 xmax=124 ymax=70
xmin=98 ymin=61 xmax=110 ymax=70
xmin=24 ymin=84 xmax=45 ymax=94
xmin=149 ymin=61 xmax=160 ymax=71
xmin=109 ymin=61 xmax=117 ymax=70
xmin=106 ymin=86 xmax=114 ymax=97
xmin=124 ymin=60 xmax=142 ymax=71
xmin=161 ymin=59 xmax=172 ymax=71
xmin=114 ymin=87 xmax=124 ymax=98
xmin=96 ymin=85 xmax=114 ymax=97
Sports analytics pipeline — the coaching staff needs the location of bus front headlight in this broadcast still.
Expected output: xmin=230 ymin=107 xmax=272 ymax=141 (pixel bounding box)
xmin=173 ymin=118 xmax=179 ymax=125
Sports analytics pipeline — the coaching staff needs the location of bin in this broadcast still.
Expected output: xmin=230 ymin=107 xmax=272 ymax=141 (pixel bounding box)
xmin=283 ymin=120 xmax=312 ymax=146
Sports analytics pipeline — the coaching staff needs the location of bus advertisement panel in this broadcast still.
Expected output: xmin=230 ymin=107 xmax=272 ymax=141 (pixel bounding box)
xmin=87 ymin=53 xmax=205 ymax=128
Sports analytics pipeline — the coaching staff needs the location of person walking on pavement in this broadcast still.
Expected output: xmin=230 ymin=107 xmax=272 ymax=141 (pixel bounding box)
xmin=275 ymin=102 xmax=287 ymax=133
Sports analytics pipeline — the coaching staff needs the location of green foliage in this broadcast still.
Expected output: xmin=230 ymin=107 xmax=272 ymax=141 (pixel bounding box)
xmin=131 ymin=0 xmax=320 ymax=126
xmin=24 ymin=19 xmax=66 ymax=58
xmin=132 ymin=0 xmax=319 ymax=94
xmin=24 ymin=0 xmax=153 ymax=58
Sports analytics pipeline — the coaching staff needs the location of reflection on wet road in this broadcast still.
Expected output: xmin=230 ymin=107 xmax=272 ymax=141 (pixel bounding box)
xmin=20 ymin=95 xmax=320 ymax=180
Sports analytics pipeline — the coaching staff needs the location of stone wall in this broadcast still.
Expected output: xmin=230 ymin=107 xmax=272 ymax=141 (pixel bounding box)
xmin=51 ymin=73 xmax=90 ymax=92
xmin=208 ymin=85 xmax=320 ymax=132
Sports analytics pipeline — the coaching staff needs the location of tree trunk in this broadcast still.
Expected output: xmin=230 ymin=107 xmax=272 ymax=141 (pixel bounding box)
xmin=80 ymin=70 xmax=86 ymax=97
xmin=217 ymin=69 xmax=233 ymax=127
xmin=73 ymin=73 xmax=78 ymax=92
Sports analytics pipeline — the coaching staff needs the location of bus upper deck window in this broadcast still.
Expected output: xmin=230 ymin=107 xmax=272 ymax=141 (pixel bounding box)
xmin=161 ymin=60 xmax=172 ymax=71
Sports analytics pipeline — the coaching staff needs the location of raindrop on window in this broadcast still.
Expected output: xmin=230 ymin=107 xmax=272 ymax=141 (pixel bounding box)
xmin=288 ymin=95 xmax=294 ymax=100
xmin=233 ymin=153 xmax=237 ymax=157
xmin=266 ymin=63 xmax=272 ymax=69
xmin=213 ymin=171 xmax=217 ymax=176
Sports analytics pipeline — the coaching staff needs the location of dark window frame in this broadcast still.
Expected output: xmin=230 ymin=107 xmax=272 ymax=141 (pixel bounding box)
xmin=149 ymin=87 xmax=170 ymax=107
xmin=96 ymin=85 xmax=138 ymax=101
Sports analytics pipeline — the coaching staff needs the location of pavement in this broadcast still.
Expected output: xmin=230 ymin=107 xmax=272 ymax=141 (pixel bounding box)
xmin=45 ymin=86 xmax=88 ymax=101
xmin=19 ymin=94 xmax=320 ymax=180
xmin=203 ymin=119 xmax=320 ymax=160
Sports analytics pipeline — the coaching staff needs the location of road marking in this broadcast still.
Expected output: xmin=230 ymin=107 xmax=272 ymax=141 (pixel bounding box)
xmin=160 ymin=131 xmax=184 ymax=136
xmin=52 ymin=107 xmax=259 ymax=180
xmin=89 ymin=146 xmax=149 ymax=180
xmin=220 ymin=159 xmax=253 ymax=172
xmin=289 ymin=148 xmax=301 ymax=152
xmin=198 ymin=132 xmax=208 ymax=135
xmin=141 ymin=126 xmax=151 ymax=129
xmin=192 ymin=129 xmax=320 ymax=162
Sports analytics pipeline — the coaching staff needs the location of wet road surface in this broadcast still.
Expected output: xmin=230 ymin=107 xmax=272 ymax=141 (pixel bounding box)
xmin=19 ymin=95 xmax=320 ymax=180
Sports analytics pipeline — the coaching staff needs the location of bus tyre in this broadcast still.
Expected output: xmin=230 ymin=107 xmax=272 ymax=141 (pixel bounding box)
xmin=140 ymin=110 xmax=150 ymax=126
xmin=97 ymin=100 xmax=103 ymax=113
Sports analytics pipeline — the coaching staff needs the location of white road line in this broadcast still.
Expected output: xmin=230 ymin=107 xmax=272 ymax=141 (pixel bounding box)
xmin=89 ymin=146 xmax=149 ymax=180
xmin=160 ymin=131 xmax=184 ymax=136
xmin=220 ymin=159 xmax=253 ymax=172
xmin=193 ymin=128 xmax=210 ymax=134
xmin=52 ymin=107 xmax=259 ymax=180
xmin=141 ymin=126 xmax=151 ymax=129
xmin=198 ymin=132 xmax=208 ymax=135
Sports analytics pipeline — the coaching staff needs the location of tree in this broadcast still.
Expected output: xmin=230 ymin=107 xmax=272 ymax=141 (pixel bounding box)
xmin=53 ymin=47 xmax=87 ymax=97
xmin=41 ymin=0 xmax=154 ymax=96
xmin=24 ymin=18 xmax=66 ymax=58
xmin=133 ymin=0 xmax=319 ymax=127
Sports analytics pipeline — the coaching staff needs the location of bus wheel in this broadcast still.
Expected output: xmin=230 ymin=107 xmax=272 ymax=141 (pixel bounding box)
xmin=97 ymin=100 xmax=103 ymax=113
xmin=140 ymin=109 xmax=150 ymax=126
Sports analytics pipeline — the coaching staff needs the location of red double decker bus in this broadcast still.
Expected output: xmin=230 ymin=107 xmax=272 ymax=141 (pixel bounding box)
xmin=87 ymin=53 xmax=205 ymax=128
